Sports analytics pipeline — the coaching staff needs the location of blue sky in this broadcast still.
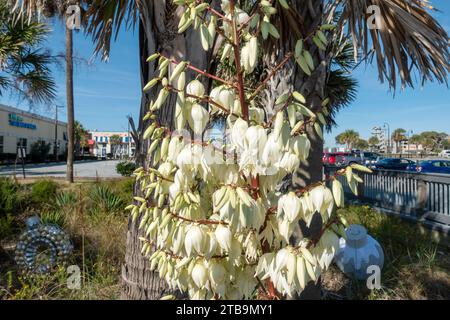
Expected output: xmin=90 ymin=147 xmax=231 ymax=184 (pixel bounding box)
xmin=1 ymin=1 xmax=449 ymax=148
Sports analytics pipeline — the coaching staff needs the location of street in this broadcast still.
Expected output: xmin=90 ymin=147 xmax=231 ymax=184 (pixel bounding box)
xmin=0 ymin=160 xmax=122 ymax=178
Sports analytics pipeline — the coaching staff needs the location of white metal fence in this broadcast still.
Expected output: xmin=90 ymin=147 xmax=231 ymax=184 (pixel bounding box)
xmin=325 ymin=167 xmax=450 ymax=230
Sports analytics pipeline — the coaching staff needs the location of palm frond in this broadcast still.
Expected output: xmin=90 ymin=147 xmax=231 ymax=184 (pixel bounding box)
xmin=330 ymin=40 xmax=357 ymax=71
xmin=84 ymin=0 xmax=139 ymax=60
xmin=1 ymin=2 xmax=56 ymax=104
xmin=0 ymin=75 xmax=11 ymax=93
xmin=334 ymin=0 xmax=450 ymax=90
xmin=12 ymin=69 xmax=57 ymax=104
xmin=325 ymin=68 xmax=358 ymax=131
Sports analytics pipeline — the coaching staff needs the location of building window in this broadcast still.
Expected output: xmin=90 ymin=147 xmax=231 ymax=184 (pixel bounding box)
xmin=0 ymin=136 xmax=3 ymax=154
xmin=63 ymin=132 xmax=67 ymax=141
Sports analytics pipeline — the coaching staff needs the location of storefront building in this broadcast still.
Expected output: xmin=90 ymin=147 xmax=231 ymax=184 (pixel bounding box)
xmin=89 ymin=131 xmax=135 ymax=159
xmin=0 ymin=104 xmax=67 ymax=160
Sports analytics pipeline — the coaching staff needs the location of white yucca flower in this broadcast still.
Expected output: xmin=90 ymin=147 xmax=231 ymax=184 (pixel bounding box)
xmin=214 ymin=224 xmax=232 ymax=252
xmin=241 ymin=42 xmax=258 ymax=74
xmin=290 ymin=134 xmax=310 ymax=161
xmin=189 ymin=103 xmax=209 ymax=135
xmin=176 ymin=146 xmax=194 ymax=172
xmin=231 ymin=117 xmax=248 ymax=151
xmin=167 ymin=136 xmax=183 ymax=163
xmin=186 ymin=79 xmax=205 ymax=99
xmin=312 ymin=229 xmax=340 ymax=270
xmin=261 ymin=133 xmax=283 ymax=167
xmin=277 ymin=192 xmax=302 ymax=222
xmin=185 ymin=225 xmax=205 ymax=257
xmin=191 ymin=261 xmax=208 ymax=288
xmin=278 ymin=152 xmax=300 ymax=173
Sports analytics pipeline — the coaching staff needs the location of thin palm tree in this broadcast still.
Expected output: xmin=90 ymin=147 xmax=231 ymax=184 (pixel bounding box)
xmin=355 ymin=138 xmax=369 ymax=150
xmin=74 ymin=120 xmax=88 ymax=155
xmin=392 ymin=128 xmax=407 ymax=153
xmin=335 ymin=130 xmax=360 ymax=150
xmin=409 ymin=134 xmax=422 ymax=154
xmin=14 ymin=0 xmax=81 ymax=182
xmin=368 ymin=136 xmax=380 ymax=151
xmin=109 ymin=134 xmax=122 ymax=159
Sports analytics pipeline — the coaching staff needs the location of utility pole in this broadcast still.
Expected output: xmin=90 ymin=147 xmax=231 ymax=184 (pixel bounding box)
xmin=407 ymin=130 xmax=413 ymax=155
xmin=54 ymin=105 xmax=64 ymax=161
xmin=383 ymin=122 xmax=391 ymax=154
xmin=127 ymin=114 xmax=131 ymax=157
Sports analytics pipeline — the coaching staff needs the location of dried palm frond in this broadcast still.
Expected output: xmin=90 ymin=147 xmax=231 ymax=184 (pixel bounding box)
xmin=83 ymin=0 xmax=139 ymax=60
xmin=333 ymin=0 xmax=450 ymax=90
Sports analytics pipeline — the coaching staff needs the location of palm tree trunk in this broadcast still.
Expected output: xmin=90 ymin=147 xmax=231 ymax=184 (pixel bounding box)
xmin=66 ymin=25 xmax=75 ymax=183
xmin=263 ymin=0 xmax=327 ymax=299
xmin=121 ymin=1 xmax=210 ymax=300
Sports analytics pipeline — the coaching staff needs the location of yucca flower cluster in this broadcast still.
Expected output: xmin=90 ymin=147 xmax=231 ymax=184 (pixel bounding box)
xmin=127 ymin=0 xmax=370 ymax=300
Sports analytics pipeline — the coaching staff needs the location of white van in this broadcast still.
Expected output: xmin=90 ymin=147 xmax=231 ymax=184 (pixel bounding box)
xmin=439 ymin=150 xmax=450 ymax=158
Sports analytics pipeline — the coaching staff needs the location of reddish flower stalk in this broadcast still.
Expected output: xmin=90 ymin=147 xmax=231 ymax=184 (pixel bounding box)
xmin=206 ymin=5 xmax=231 ymax=22
xmin=160 ymin=54 xmax=235 ymax=87
xmin=228 ymin=0 xmax=279 ymax=298
xmin=166 ymin=85 xmax=241 ymax=117
xmin=229 ymin=0 xmax=249 ymax=122
xmin=170 ymin=212 xmax=229 ymax=226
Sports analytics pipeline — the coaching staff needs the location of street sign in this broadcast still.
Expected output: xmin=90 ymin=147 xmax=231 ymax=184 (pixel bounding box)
xmin=17 ymin=147 xmax=26 ymax=159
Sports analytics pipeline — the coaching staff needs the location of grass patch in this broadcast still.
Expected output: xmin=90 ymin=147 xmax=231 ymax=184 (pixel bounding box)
xmin=322 ymin=205 xmax=450 ymax=300
xmin=0 ymin=177 xmax=27 ymax=216
xmin=30 ymin=179 xmax=58 ymax=207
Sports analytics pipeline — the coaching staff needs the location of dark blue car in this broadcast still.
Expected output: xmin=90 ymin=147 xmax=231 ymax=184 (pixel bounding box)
xmin=370 ymin=158 xmax=415 ymax=171
xmin=407 ymin=160 xmax=450 ymax=174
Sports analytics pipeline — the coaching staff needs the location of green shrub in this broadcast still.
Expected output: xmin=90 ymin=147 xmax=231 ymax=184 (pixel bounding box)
xmin=0 ymin=213 xmax=15 ymax=239
xmin=90 ymin=185 xmax=124 ymax=214
xmin=115 ymin=161 xmax=136 ymax=177
xmin=108 ymin=178 xmax=134 ymax=202
xmin=31 ymin=179 xmax=58 ymax=206
xmin=0 ymin=177 xmax=24 ymax=216
xmin=30 ymin=140 xmax=51 ymax=163
xmin=119 ymin=178 xmax=134 ymax=195
xmin=39 ymin=211 xmax=65 ymax=227
xmin=54 ymin=191 xmax=78 ymax=211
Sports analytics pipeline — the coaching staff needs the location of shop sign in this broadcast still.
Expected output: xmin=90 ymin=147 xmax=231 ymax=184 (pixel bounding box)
xmin=8 ymin=113 xmax=37 ymax=130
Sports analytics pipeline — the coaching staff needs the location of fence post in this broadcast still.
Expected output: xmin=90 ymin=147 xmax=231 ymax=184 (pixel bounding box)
xmin=357 ymin=173 xmax=366 ymax=199
xmin=416 ymin=178 xmax=427 ymax=217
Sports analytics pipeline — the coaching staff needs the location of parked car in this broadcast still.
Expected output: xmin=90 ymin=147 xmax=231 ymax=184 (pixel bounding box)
xmin=407 ymin=160 xmax=450 ymax=174
xmin=323 ymin=152 xmax=362 ymax=167
xmin=352 ymin=151 xmax=382 ymax=165
xmin=370 ymin=158 xmax=415 ymax=171
xmin=439 ymin=150 xmax=450 ymax=158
